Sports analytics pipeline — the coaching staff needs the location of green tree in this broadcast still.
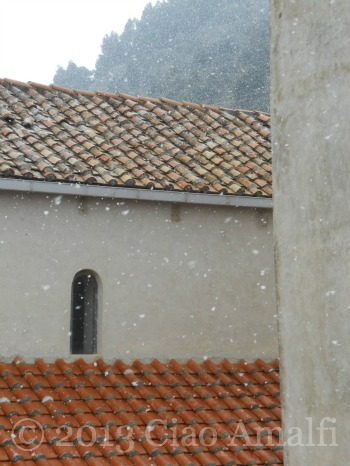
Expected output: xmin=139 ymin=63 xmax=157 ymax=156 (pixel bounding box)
xmin=53 ymin=61 xmax=94 ymax=91
xmin=53 ymin=0 xmax=269 ymax=111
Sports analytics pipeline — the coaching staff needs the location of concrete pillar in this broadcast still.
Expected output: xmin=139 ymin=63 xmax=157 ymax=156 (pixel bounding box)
xmin=271 ymin=1 xmax=350 ymax=464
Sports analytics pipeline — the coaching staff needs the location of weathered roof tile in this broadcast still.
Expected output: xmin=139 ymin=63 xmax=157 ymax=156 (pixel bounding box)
xmin=0 ymin=79 xmax=272 ymax=197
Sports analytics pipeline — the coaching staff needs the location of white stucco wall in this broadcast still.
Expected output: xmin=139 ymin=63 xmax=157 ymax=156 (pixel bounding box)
xmin=0 ymin=191 xmax=277 ymax=361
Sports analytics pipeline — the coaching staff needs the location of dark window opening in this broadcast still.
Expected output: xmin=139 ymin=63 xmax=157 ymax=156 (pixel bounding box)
xmin=71 ymin=271 xmax=98 ymax=354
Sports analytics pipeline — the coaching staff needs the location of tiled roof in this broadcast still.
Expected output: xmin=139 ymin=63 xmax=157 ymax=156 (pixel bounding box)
xmin=0 ymin=78 xmax=272 ymax=197
xmin=0 ymin=357 xmax=282 ymax=466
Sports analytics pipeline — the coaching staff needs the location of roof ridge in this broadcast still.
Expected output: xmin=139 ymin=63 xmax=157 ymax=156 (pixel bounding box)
xmin=117 ymin=92 xmax=140 ymax=102
xmin=138 ymin=95 xmax=162 ymax=104
xmin=51 ymin=83 xmax=76 ymax=94
xmin=27 ymin=80 xmax=52 ymax=90
xmin=2 ymin=77 xmax=31 ymax=87
xmin=161 ymin=97 xmax=224 ymax=113
xmin=1 ymin=78 xmax=270 ymax=115
xmin=223 ymin=106 xmax=270 ymax=116
xmin=96 ymin=90 xmax=120 ymax=99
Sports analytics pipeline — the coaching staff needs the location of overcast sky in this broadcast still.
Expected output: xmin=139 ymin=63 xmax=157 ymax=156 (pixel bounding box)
xmin=0 ymin=0 xmax=156 ymax=85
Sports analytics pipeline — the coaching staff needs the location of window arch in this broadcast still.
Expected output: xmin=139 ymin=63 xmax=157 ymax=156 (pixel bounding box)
xmin=71 ymin=270 xmax=98 ymax=354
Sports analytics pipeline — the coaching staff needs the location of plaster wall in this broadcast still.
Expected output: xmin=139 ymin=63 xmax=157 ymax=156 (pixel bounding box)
xmin=0 ymin=191 xmax=276 ymax=361
xmin=271 ymin=0 xmax=350 ymax=463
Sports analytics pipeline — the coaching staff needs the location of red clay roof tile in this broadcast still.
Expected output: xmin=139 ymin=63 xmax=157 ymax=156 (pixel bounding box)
xmin=0 ymin=358 xmax=282 ymax=465
xmin=0 ymin=80 xmax=272 ymax=197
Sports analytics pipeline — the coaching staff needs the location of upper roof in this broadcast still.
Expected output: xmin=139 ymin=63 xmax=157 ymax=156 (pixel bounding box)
xmin=0 ymin=357 xmax=282 ymax=466
xmin=0 ymin=79 xmax=272 ymax=198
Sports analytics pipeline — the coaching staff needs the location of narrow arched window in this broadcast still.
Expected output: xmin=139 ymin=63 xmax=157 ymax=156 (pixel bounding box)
xmin=71 ymin=270 xmax=98 ymax=354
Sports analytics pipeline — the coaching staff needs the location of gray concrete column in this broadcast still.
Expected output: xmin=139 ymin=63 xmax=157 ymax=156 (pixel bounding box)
xmin=271 ymin=1 xmax=350 ymax=464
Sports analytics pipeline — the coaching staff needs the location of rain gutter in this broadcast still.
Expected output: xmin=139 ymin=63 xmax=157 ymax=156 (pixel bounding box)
xmin=0 ymin=178 xmax=273 ymax=209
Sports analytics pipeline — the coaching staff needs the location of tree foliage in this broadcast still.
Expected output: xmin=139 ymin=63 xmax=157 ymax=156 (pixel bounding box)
xmin=53 ymin=0 xmax=269 ymax=111
xmin=54 ymin=61 xmax=94 ymax=91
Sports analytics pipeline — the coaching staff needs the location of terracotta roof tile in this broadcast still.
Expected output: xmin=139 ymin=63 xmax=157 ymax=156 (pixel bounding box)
xmin=0 ymin=79 xmax=272 ymax=197
xmin=0 ymin=357 xmax=282 ymax=465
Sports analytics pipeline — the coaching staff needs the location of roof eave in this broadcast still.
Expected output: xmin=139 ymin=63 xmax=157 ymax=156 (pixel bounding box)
xmin=0 ymin=178 xmax=273 ymax=209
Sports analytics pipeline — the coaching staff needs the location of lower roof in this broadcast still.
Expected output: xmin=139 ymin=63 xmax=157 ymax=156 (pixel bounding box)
xmin=0 ymin=357 xmax=282 ymax=466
